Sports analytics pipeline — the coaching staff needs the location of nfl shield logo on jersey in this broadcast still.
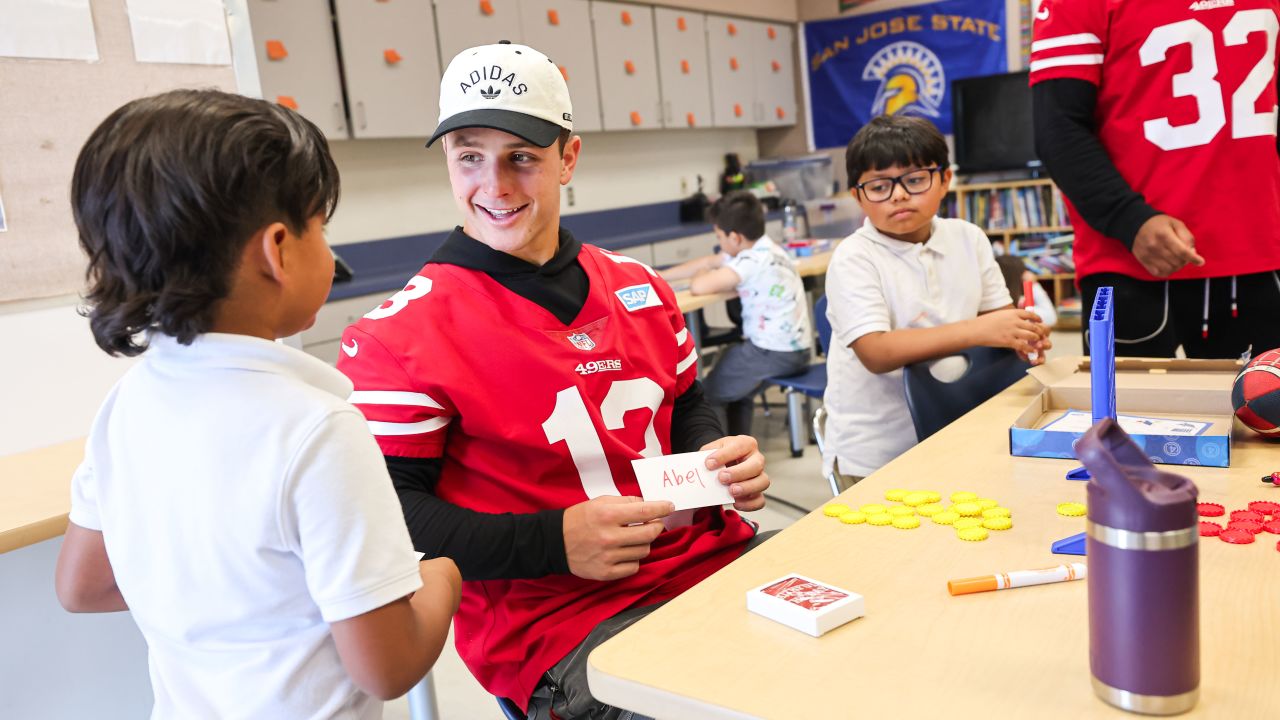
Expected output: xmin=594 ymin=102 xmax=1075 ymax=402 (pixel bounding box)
xmin=567 ymin=332 xmax=596 ymax=351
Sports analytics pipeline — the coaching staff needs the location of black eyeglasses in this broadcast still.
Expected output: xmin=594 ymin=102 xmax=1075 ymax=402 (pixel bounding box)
xmin=853 ymin=167 xmax=944 ymax=203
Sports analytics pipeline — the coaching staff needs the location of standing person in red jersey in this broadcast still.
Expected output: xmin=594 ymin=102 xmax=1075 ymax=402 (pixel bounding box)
xmin=336 ymin=42 xmax=773 ymax=720
xmin=1031 ymin=0 xmax=1280 ymax=357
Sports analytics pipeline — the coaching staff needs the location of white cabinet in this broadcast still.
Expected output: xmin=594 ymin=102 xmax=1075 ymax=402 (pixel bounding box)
xmin=751 ymin=20 xmax=796 ymax=127
xmin=520 ymin=0 xmax=603 ymax=132
xmin=652 ymin=8 xmax=712 ymax=130
xmin=246 ymin=0 xmax=348 ymax=138
xmin=706 ymin=14 xmax=795 ymax=128
xmin=591 ymin=1 xmax=662 ymax=131
xmin=334 ymin=0 xmax=441 ymax=139
xmin=434 ymin=0 xmax=523 ymax=67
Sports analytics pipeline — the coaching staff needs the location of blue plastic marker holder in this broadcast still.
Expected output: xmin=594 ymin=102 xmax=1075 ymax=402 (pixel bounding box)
xmin=1067 ymin=287 xmax=1118 ymax=481
xmin=1051 ymin=531 xmax=1087 ymax=556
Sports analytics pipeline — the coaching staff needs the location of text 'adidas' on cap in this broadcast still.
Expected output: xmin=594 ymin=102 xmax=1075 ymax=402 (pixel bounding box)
xmin=427 ymin=41 xmax=573 ymax=148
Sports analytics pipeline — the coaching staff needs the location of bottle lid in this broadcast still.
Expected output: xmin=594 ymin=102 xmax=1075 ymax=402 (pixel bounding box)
xmin=956 ymin=527 xmax=990 ymax=542
xmin=982 ymin=517 xmax=1013 ymax=531
xmin=1220 ymin=528 xmax=1255 ymax=544
xmin=916 ymin=503 xmax=945 ymax=516
xmin=1263 ymin=520 xmax=1280 ymax=534
xmin=953 ymin=502 xmax=982 ymax=516
xmin=1198 ymin=521 xmax=1223 ymax=537
xmin=859 ymin=504 xmax=888 ymax=515
xmin=902 ymin=492 xmax=931 ymax=507
xmin=932 ymin=511 xmax=960 ymax=525
xmin=922 ymin=491 xmax=942 ymax=504
xmin=975 ymin=498 xmax=999 ymax=510
xmin=1056 ymin=502 xmax=1087 ymax=517
xmin=1227 ymin=519 xmax=1264 ymax=535
xmin=950 ymin=491 xmax=979 ymax=503
xmin=889 ymin=506 xmax=916 ymax=517
xmin=1197 ymin=502 xmax=1225 ymax=517
xmin=1230 ymin=510 xmax=1265 ymax=523
xmin=884 ymin=489 xmax=909 ymax=502
xmin=839 ymin=511 xmax=867 ymax=525
xmin=1248 ymin=501 xmax=1280 ymax=516
xmin=953 ymin=517 xmax=983 ymax=530
xmin=981 ymin=507 xmax=1011 ymax=519
xmin=822 ymin=504 xmax=850 ymax=517
xmin=867 ymin=513 xmax=894 ymax=526
xmin=891 ymin=516 xmax=921 ymax=529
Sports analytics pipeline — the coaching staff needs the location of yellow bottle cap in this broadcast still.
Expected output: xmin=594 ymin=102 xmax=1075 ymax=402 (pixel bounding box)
xmin=822 ymin=504 xmax=851 ymax=517
xmin=982 ymin=507 xmax=1011 ymax=519
xmin=889 ymin=506 xmax=916 ymax=517
xmin=953 ymin=502 xmax=982 ymax=516
xmin=892 ymin=515 xmax=921 ymax=529
xmin=923 ymin=491 xmax=942 ymax=503
xmin=860 ymin=504 xmax=888 ymax=515
xmin=884 ymin=489 xmax=909 ymax=502
xmin=867 ymin=513 xmax=894 ymax=526
xmin=982 ymin=517 xmax=1013 ymax=531
xmin=839 ymin=511 xmax=867 ymax=525
xmin=916 ymin=503 xmax=945 ymax=516
xmin=953 ymin=517 xmax=983 ymax=530
xmin=932 ymin=511 xmax=960 ymax=525
xmin=902 ymin=491 xmax=931 ymax=506
xmin=1057 ymin=502 xmax=1087 ymax=517
xmin=976 ymin=498 xmax=999 ymax=510
xmin=957 ymin=527 xmax=990 ymax=541
xmin=950 ymin=491 xmax=979 ymax=503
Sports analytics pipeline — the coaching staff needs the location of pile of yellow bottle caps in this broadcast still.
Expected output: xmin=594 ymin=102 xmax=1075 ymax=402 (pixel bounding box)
xmin=821 ymin=490 xmax=1014 ymax=542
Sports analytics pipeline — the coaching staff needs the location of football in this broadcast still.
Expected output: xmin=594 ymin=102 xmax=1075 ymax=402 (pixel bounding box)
xmin=1232 ymin=349 xmax=1280 ymax=436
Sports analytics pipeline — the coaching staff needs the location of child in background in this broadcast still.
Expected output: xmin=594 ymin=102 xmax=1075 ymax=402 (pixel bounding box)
xmin=823 ymin=115 xmax=1051 ymax=488
xmin=660 ymin=190 xmax=812 ymax=435
xmin=55 ymin=89 xmax=460 ymax=718
xmin=996 ymin=254 xmax=1059 ymax=328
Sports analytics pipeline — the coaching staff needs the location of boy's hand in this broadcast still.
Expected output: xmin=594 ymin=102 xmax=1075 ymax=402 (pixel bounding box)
xmin=563 ymin=496 xmax=674 ymax=582
xmin=1132 ymin=214 xmax=1204 ymax=277
xmin=700 ymin=435 xmax=769 ymax=512
xmin=1016 ymin=327 xmax=1054 ymax=366
xmin=971 ymin=308 xmax=1048 ymax=357
xmin=417 ymin=557 xmax=462 ymax=612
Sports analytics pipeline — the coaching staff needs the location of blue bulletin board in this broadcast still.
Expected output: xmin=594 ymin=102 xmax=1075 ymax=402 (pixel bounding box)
xmin=804 ymin=0 xmax=1008 ymax=149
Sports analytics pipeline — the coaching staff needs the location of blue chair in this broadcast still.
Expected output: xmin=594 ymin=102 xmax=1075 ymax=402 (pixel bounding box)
xmin=765 ymin=295 xmax=831 ymax=457
xmin=496 ymin=697 xmax=524 ymax=719
xmin=902 ymin=346 xmax=1030 ymax=442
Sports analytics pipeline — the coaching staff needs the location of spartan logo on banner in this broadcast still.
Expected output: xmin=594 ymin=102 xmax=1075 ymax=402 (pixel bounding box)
xmin=804 ymin=0 xmax=1006 ymax=148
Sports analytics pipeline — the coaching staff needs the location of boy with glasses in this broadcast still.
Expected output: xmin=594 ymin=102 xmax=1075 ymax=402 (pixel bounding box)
xmin=822 ymin=115 xmax=1052 ymax=487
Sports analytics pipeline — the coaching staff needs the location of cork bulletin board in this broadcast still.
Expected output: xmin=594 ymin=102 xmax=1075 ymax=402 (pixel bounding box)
xmin=0 ymin=0 xmax=237 ymax=303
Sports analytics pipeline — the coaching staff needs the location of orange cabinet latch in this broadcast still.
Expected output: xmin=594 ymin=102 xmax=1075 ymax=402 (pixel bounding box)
xmin=276 ymin=95 xmax=298 ymax=110
xmin=384 ymin=49 xmax=403 ymax=64
xmin=265 ymin=40 xmax=287 ymax=61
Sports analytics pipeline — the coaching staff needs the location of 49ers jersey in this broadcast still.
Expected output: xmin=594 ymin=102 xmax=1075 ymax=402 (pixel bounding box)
xmin=1030 ymin=0 xmax=1280 ymax=281
xmin=336 ymin=242 xmax=754 ymax=707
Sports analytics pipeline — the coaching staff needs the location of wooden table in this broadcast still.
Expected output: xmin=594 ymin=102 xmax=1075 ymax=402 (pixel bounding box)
xmin=587 ymin=370 xmax=1280 ymax=718
xmin=0 ymin=438 xmax=81 ymax=554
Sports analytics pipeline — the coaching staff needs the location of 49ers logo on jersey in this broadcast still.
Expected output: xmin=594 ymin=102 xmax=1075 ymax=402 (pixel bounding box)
xmin=575 ymin=359 xmax=622 ymax=375
xmin=567 ymin=332 xmax=596 ymax=351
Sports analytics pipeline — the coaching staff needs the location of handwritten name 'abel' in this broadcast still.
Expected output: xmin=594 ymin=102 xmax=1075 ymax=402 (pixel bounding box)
xmin=632 ymin=451 xmax=734 ymax=511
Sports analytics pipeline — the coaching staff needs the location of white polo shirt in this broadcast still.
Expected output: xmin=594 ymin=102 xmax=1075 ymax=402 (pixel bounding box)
xmin=726 ymin=235 xmax=812 ymax=352
xmin=823 ymin=217 xmax=1012 ymax=477
xmin=70 ymin=333 xmax=422 ymax=720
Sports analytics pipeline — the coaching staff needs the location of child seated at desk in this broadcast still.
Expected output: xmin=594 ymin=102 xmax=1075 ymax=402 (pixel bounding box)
xmin=660 ymin=191 xmax=812 ymax=435
xmin=54 ymin=89 xmax=460 ymax=718
xmin=823 ymin=116 xmax=1052 ymax=488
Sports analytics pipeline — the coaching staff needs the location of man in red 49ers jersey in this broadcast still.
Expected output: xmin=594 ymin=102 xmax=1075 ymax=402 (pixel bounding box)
xmin=336 ymin=42 xmax=771 ymax=719
xmin=1031 ymin=0 xmax=1280 ymax=358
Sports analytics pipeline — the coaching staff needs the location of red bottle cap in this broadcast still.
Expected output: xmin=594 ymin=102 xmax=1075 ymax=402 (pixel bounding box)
xmin=1230 ymin=510 xmax=1265 ymax=523
xmin=1227 ymin=519 xmax=1264 ymax=534
xmin=1197 ymin=502 xmax=1225 ymax=517
xmin=1248 ymin=501 xmax=1280 ymax=516
xmin=1198 ymin=521 xmax=1223 ymax=537
xmin=1262 ymin=520 xmax=1280 ymax=534
xmin=1220 ymin=529 xmax=1256 ymax=544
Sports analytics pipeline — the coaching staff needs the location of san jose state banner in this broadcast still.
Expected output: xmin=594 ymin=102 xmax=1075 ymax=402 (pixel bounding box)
xmin=805 ymin=0 xmax=1007 ymax=149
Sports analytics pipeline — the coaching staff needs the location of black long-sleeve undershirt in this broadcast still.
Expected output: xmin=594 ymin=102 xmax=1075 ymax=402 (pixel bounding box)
xmin=387 ymin=379 xmax=723 ymax=581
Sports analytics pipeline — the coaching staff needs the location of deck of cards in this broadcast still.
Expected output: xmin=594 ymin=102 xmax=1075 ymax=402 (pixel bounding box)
xmin=746 ymin=574 xmax=865 ymax=637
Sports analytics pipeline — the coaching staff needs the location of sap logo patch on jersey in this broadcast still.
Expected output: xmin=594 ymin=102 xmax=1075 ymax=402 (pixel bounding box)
xmin=615 ymin=284 xmax=663 ymax=312
xmin=575 ymin=359 xmax=622 ymax=375
xmin=567 ymin=332 xmax=596 ymax=351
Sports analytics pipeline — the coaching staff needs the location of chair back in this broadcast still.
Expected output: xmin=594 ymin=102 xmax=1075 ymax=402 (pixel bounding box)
xmin=814 ymin=295 xmax=832 ymax=355
xmin=903 ymin=346 xmax=1030 ymax=442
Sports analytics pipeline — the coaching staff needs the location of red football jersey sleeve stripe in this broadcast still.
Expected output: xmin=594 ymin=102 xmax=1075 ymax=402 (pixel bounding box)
xmin=1029 ymin=0 xmax=1108 ymax=86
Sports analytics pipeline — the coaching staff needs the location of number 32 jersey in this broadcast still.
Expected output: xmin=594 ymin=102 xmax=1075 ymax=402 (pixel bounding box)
xmin=1030 ymin=0 xmax=1280 ymax=281
xmin=336 ymin=242 xmax=754 ymax=706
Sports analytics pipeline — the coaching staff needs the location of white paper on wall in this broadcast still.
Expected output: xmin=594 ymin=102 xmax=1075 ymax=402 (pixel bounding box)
xmin=0 ymin=0 xmax=99 ymax=61
xmin=125 ymin=0 xmax=231 ymax=65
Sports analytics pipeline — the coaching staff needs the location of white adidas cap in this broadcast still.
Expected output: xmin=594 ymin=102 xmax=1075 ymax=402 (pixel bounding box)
xmin=427 ymin=41 xmax=573 ymax=148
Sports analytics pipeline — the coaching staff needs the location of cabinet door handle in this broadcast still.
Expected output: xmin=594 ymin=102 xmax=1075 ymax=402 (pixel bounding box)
xmin=334 ymin=102 xmax=346 ymax=132
xmin=356 ymin=101 xmax=367 ymax=130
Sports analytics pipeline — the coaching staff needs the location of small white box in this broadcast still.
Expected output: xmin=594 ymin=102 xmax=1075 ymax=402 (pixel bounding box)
xmin=746 ymin=574 xmax=865 ymax=638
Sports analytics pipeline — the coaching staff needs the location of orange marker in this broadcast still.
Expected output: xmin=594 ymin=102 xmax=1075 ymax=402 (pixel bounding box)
xmin=948 ymin=562 xmax=1086 ymax=596
xmin=1023 ymin=277 xmax=1039 ymax=362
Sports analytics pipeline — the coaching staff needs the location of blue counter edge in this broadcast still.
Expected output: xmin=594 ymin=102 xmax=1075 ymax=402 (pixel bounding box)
xmin=328 ymin=200 xmax=782 ymax=302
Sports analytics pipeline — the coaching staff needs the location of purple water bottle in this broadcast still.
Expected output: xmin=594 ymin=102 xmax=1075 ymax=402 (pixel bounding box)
xmin=1076 ymin=418 xmax=1199 ymax=715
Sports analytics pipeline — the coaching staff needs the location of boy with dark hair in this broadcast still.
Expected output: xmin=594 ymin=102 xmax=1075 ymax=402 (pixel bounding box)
xmin=661 ymin=190 xmax=812 ymax=435
xmin=56 ymin=88 xmax=461 ymax=718
xmin=337 ymin=42 xmax=772 ymax=720
xmin=823 ymin=115 xmax=1052 ymax=487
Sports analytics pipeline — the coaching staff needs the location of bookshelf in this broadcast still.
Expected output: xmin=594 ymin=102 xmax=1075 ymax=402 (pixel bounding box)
xmin=942 ymin=177 xmax=1080 ymax=329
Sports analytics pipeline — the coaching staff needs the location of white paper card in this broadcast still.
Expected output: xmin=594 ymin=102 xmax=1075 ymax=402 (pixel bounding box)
xmin=0 ymin=0 xmax=99 ymax=61
xmin=125 ymin=0 xmax=231 ymax=65
xmin=631 ymin=451 xmax=734 ymax=511
xmin=1042 ymin=409 xmax=1209 ymax=436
